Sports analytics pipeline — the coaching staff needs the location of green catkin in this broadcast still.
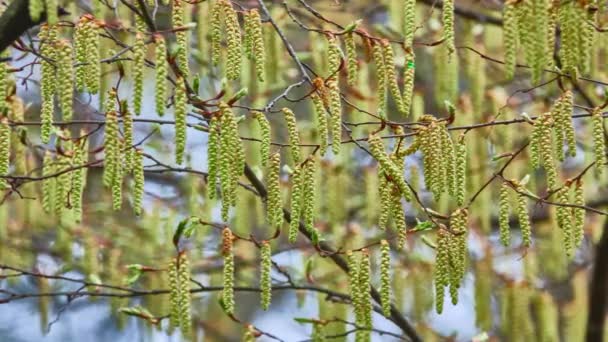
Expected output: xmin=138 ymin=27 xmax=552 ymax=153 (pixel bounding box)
xmin=328 ymin=81 xmax=342 ymax=156
xmin=207 ymin=116 xmax=220 ymax=199
xmin=555 ymin=185 xmax=574 ymax=256
xmin=122 ymin=105 xmax=134 ymax=172
xmin=344 ymin=33 xmax=358 ymax=86
xmin=282 ymin=108 xmax=301 ymax=164
xmin=260 ymin=241 xmax=272 ymax=310
xmin=221 ymin=228 xmax=235 ymax=314
xmin=499 ymin=182 xmax=511 ymax=246
xmin=248 ymin=9 xmax=265 ymax=82
xmin=530 ymin=112 xmax=558 ymax=188
xmin=358 ymin=249 xmax=372 ymax=331
xmin=440 ymin=123 xmax=456 ymax=196
xmin=402 ymin=0 xmax=415 ymax=48
xmin=223 ymin=0 xmax=242 ymax=80
xmin=559 ymin=1 xmax=579 ymax=77
xmin=133 ymin=33 xmax=145 ymax=115
xmin=448 ymin=209 xmax=468 ymax=305
xmin=552 ymin=90 xmax=575 ymax=160
xmin=371 ymin=41 xmax=387 ymax=118
xmin=173 ymin=0 xmax=190 ymax=79
xmin=434 ymin=229 xmax=450 ymax=314
xmin=133 ymin=150 xmax=144 ymax=216
xmin=516 ymin=186 xmax=532 ymax=247
xmin=252 ymin=111 xmax=270 ymax=167
xmin=111 ymin=148 xmax=123 ymax=211
xmin=546 ymin=0 xmax=558 ymax=69
xmin=177 ymin=253 xmax=192 ymax=338
xmin=210 ymin=1 xmax=222 ymax=67
xmin=85 ymin=19 xmax=100 ymax=93
xmin=302 ymin=158 xmax=320 ymax=239
xmin=503 ymin=0 xmax=518 ymax=79
xmin=381 ymin=40 xmax=406 ymax=114
xmin=218 ymin=103 xmax=244 ymax=219
xmin=42 ymin=151 xmax=55 ymax=212
xmin=379 ymin=240 xmax=391 ymax=317
xmin=288 ymin=164 xmax=303 ymax=243
xmin=591 ymin=107 xmax=606 ymax=175
xmin=573 ymin=180 xmax=585 ymax=247
xmin=71 ymin=140 xmax=85 ymax=222
xmin=56 ymin=40 xmax=73 ymax=122
xmin=0 ymin=55 xmax=7 ymax=115
xmin=0 ymin=118 xmax=9 ymax=188
xmin=266 ymin=153 xmax=283 ymax=228
xmin=74 ymin=17 xmax=89 ymax=92
xmin=154 ymin=35 xmax=168 ymax=116
xmin=174 ymin=77 xmax=187 ymax=165
xmin=378 ymin=168 xmax=391 ymax=230
xmin=579 ymin=2 xmax=596 ymax=75
xmin=368 ymin=134 xmax=412 ymax=202
xmin=168 ymin=257 xmax=180 ymax=329
xmin=29 ymin=0 xmax=44 ymax=21
xmin=454 ymin=135 xmax=466 ymax=205
xmin=346 ymin=251 xmax=360 ymax=320
xmin=442 ymin=0 xmax=455 ymax=54
xmin=534 ymin=291 xmax=559 ymax=342
xmin=311 ymin=94 xmax=329 ymax=155
xmin=402 ymin=49 xmax=415 ymax=116
xmin=39 ymin=25 xmax=57 ymax=144
xmin=44 ymin=0 xmax=57 ymax=25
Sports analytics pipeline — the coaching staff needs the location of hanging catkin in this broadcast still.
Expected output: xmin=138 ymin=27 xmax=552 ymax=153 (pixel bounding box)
xmin=382 ymin=40 xmax=406 ymax=114
xmin=207 ymin=116 xmax=220 ymax=199
xmin=210 ymin=0 xmax=222 ymax=66
xmin=174 ymin=76 xmax=187 ymax=165
xmin=403 ymin=0 xmax=416 ymax=48
xmin=154 ymin=34 xmax=168 ymax=116
xmin=133 ymin=149 xmax=145 ymax=216
xmin=454 ymin=135 xmax=467 ymax=205
xmin=221 ymin=227 xmax=235 ymax=314
xmin=168 ymin=257 xmax=181 ymax=329
xmin=530 ymin=112 xmax=558 ymax=188
xmin=311 ymin=94 xmax=329 ymax=155
xmin=222 ymin=0 xmax=242 ymax=80
xmin=379 ymin=240 xmax=392 ymax=317
xmin=442 ymin=0 xmax=455 ymax=54
xmin=516 ymin=185 xmax=532 ymax=247
xmin=402 ymin=49 xmax=415 ymax=116
xmin=39 ymin=25 xmax=57 ymax=144
xmin=573 ymin=179 xmax=585 ymax=247
xmin=344 ymin=33 xmax=358 ymax=86
xmin=591 ymin=107 xmax=606 ymax=176
xmin=173 ymin=0 xmax=190 ymax=79
xmin=218 ymin=102 xmax=244 ymax=220
xmin=177 ymin=253 xmax=192 ymax=337
xmin=0 ymin=117 xmax=9 ymax=188
xmin=133 ymin=33 xmax=145 ymax=115
xmin=358 ymin=249 xmax=372 ymax=330
xmin=245 ymin=9 xmax=265 ymax=82
xmin=434 ymin=229 xmax=450 ymax=314
xmin=371 ymin=41 xmax=387 ymax=118
xmin=252 ymin=111 xmax=270 ymax=167
xmin=260 ymin=241 xmax=272 ymax=310
xmin=122 ymin=104 xmax=134 ymax=172
xmin=42 ymin=151 xmax=56 ymax=213
xmin=503 ymin=0 xmax=518 ymax=79
xmin=71 ymin=139 xmax=86 ymax=222
xmin=499 ymin=182 xmax=511 ymax=246
xmin=266 ymin=153 xmax=283 ymax=229
xmin=301 ymin=158 xmax=319 ymax=240
xmin=29 ymin=0 xmax=44 ymax=21
xmin=56 ymin=40 xmax=74 ymax=122
xmin=288 ymin=163 xmax=303 ymax=243
xmin=282 ymin=108 xmax=301 ymax=164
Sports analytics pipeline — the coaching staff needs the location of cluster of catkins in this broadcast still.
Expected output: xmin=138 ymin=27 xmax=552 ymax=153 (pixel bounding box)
xmin=433 ymin=209 xmax=468 ymax=314
xmin=498 ymin=181 xmax=533 ymax=247
xmin=414 ymin=115 xmax=467 ymax=204
xmin=102 ymin=90 xmax=145 ymax=215
xmin=207 ymin=103 xmax=245 ymax=221
xmin=554 ymin=179 xmax=586 ymax=257
xmin=503 ymin=0 xmax=596 ymax=81
xmin=168 ymin=253 xmax=192 ymax=338
xmin=529 ymin=91 xmax=580 ymax=188
xmin=211 ymin=0 xmax=266 ymax=82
